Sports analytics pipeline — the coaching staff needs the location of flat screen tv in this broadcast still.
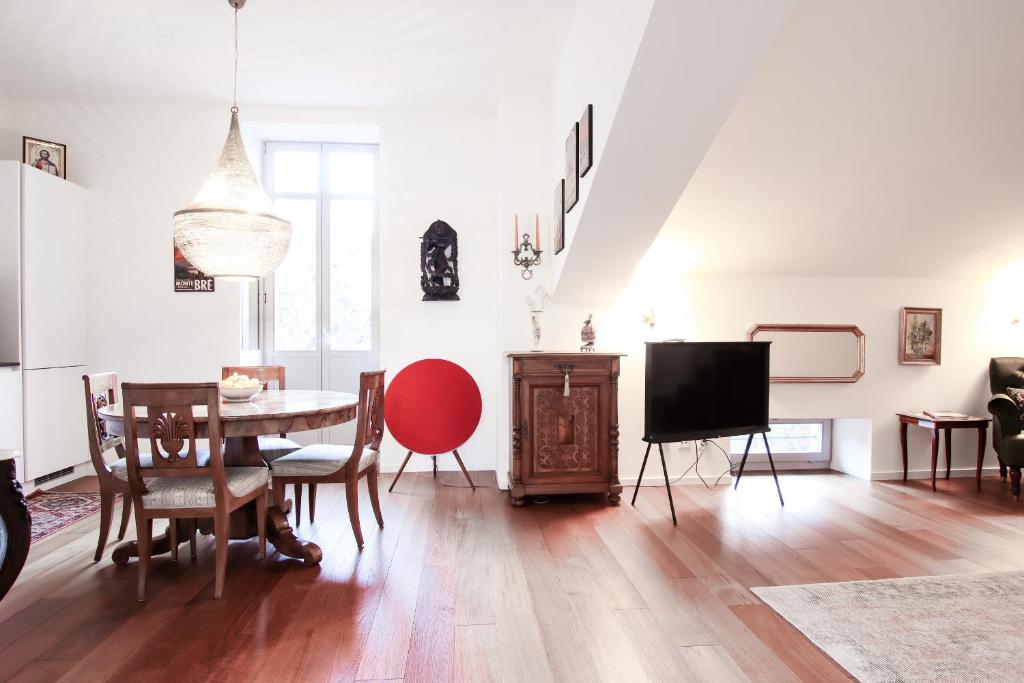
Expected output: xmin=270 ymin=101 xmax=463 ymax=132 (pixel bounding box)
xmin=644 ymin=341 xmax=770 ymax=442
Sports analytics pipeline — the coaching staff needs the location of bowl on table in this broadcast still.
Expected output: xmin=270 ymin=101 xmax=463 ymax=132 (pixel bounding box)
xmin=219 ymin=374 xmax=263 ymax=403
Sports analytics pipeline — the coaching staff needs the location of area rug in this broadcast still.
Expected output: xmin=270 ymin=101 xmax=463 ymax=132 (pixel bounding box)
xmin=27 ymin=491 xmax=116 ymax=543
xmin=752 ymin=571 xmax=1024 ymax=683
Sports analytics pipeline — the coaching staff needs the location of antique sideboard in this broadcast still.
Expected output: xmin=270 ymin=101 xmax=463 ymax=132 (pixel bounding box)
xmin=508 ymin=352 xmax=623 ymax=506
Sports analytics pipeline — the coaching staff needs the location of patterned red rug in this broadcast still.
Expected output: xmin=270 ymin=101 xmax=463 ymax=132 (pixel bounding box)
xmin=27 ymin=491 xmax=116 ymax=544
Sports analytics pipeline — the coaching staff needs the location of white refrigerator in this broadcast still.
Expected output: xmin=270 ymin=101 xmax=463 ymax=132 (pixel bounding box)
xmin=1 ymin=162 xmax=89 ymax=481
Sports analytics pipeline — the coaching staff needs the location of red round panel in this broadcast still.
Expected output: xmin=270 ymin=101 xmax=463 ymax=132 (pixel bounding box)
xmin=384 ymin=359 xmax=482 ymax=455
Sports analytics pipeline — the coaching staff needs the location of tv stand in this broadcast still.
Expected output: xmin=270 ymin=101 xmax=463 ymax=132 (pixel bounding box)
xmin=631 ymin=432 xmax=784 ymax=526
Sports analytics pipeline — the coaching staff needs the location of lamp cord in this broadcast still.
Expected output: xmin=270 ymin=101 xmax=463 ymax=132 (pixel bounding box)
xmin=232 ymin=7 xmax=239 ymax=111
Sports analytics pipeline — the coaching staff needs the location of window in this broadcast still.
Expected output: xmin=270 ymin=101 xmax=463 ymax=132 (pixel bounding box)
xmin=257 ymin=142 xmax=379 ymax=431
xmin=729 ymin=419 xmax=832 ymax=467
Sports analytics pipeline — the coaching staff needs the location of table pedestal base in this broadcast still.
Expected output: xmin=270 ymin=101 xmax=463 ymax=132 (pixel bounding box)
xmin=111 ymin=500 xmax=321 ymax=566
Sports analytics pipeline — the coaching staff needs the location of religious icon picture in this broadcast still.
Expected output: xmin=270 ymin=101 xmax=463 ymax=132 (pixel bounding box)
xmin=174 ymin=245 xmax=215 ymax=293
xmin=22 ymin=136 xmax=66 ymax=179
xmin=578 ymin=104 xmax=593 ymax=177
xmin=565 ymin=121 xmax=579 ymax=212
xmin=899 ymin=307 xmax=941 ymax=365
xmin=554 ymin=179 xmax=565 ymax=255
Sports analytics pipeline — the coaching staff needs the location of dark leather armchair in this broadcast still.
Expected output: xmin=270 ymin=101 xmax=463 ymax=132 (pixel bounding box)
xmin=988 ymin=357 xmax=1024 ymax=497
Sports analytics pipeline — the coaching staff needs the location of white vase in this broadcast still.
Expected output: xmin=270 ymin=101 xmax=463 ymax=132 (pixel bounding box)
xmin=530 ymin=312 xmax=543 ymax=352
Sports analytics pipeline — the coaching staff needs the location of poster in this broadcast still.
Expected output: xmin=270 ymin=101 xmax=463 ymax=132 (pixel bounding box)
xmin=174 ymin=245 xmax=214 ymax=292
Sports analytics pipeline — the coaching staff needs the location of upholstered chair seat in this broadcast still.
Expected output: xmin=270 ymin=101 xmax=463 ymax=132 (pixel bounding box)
xmin=256 ymin=436 xmax=302 ymax=463
xmin=141 ymin=467 xmax=269 ymax=509
xmin=111 ymin=448 xmax=211 ymax=481
xmin=271 ymin=445 xmax=379 ymax=478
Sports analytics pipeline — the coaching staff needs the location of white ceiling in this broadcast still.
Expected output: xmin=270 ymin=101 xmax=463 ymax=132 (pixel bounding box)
xmin=0 ymin=0 xmax=576 ymax=109
xmin=660 ymin=0 xmax=1024 ymax=278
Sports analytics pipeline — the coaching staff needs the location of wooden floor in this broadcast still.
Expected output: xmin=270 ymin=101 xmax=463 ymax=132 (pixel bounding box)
xmin=4 ymin=470 xmax=1024 ymax=682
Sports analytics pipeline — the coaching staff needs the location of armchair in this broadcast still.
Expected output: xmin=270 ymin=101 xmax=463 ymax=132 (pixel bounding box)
xmin=987 ymin=357 xmax=1023 ymax=497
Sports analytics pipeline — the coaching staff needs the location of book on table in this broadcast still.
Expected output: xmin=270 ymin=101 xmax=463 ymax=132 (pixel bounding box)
xmin=923 ymin=410 xmax=970 ymax=420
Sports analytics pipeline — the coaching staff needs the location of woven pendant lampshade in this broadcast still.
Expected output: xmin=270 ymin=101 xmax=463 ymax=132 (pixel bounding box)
xmin=172 ymin=109 xmax=290 ymax=279
xmin=171 ymin=0 xmax=290 ymax=279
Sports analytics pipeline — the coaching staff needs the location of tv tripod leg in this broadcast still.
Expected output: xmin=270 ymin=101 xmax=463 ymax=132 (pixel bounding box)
xmin=763 ymin=432 xmax=785 ymax=506
xmin=658 ymin=443 xmax=677 ymax=526
xmin=632 ymin=442 xmax=652 ymax=506
xmin=734 ymin=434 xmax=754 ymax=490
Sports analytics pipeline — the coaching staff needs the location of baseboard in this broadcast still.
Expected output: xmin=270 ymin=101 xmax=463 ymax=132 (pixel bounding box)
xmin=871 ymin=466 xmax=1002 ymax=481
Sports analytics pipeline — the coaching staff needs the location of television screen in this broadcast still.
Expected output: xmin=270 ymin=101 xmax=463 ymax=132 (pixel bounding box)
xmin=644 ymin=341 xmax=770 ymax=442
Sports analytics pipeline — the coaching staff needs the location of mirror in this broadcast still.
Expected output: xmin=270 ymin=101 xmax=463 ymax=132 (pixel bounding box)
xmin=748 ymin=324 xmax=865 ymax=383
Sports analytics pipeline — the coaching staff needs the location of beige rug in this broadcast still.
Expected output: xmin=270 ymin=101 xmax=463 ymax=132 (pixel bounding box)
xmin=752 ymin=571 xmax=1024 ymax=683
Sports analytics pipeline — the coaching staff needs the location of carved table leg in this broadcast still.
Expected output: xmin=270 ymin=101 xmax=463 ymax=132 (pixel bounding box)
xmin=510 ymin=496 xmax=525 ymax=507
xmin=112 ymin=521 xmax=191 ymax=566
xmin=266 ymin=505 xmax=322 ymax=566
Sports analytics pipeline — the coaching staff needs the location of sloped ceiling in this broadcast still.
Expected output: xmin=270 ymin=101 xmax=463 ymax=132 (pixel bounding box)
xmin=0 ymin=0 xmax=575 ymax=109
xmin=659 ymin=0 xmax=1024 ymax=278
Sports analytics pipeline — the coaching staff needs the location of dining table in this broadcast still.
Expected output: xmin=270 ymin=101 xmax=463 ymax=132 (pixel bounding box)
xmin=97 ymin=389 xmax=359 ymax=567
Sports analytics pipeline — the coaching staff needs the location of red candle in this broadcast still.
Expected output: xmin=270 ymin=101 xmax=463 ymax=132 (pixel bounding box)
xmin=514 ymin=213 xmax=519 ymax=248
xmin=535 ymin=213 xmax=540 ymax=246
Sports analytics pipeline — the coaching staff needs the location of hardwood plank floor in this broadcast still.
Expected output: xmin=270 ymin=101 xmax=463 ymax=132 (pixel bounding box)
xmin=4 ymin=471 xmax=1024 ymax=682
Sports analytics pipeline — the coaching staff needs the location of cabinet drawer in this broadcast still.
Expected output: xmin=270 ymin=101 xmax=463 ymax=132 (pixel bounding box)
xmin=517 ymin=355 xmax=616 ymax=378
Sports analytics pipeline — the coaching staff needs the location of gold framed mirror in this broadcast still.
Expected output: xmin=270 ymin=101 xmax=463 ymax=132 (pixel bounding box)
xmin=747 ymin=324 xmax=865 ymax=383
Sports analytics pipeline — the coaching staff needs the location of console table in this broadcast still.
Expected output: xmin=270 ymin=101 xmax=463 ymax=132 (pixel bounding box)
xmin=508 ymin=352 xmax=623 ymax=506
xmin=896 ymin=413 xmax=990 ymax=491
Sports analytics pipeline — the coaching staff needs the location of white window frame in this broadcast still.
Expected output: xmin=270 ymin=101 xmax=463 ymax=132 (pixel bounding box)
xmin=729 ymin=418 xmax=832 ymax=470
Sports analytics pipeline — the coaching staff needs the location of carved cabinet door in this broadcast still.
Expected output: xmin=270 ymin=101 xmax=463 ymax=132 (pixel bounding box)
xmin=520 ymin=374 xmax=611 ymax=485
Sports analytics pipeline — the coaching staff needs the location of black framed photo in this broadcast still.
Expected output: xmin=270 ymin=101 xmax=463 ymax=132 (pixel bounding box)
xmin=565 ymin=122 xmax=579 ymax=212
xmin=554 ymin=179 xmax=565 ymax=254
xmin=22 ymin=136 xmax=66 ymax=179
xmin=578 ymin=104 xmax=593 ymax=177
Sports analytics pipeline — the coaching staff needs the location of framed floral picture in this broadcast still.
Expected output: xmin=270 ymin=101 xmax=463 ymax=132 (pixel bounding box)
xmin=564 ymin=122 xmax=579 ymax=213
xmin=899 ymin=307 xmax=941 ymax=365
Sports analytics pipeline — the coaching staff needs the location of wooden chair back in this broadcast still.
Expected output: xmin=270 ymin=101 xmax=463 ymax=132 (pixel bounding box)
xmin=221 ymin=365 xmax=286 ymax=390
xmin=222 ymin=366 xmax=288 ymax=437
xmin=121 ymin=383 xmax=226 ymax=501
xmin=351 ymin=371 xmax=386 ymax=466
xmin=82 ymin=372 xmax=126 ymax=481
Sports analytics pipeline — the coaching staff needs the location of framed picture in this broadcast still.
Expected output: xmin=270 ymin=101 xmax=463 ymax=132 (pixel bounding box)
xmin=554 ymin=179 xmax=565 ymax=255
xmin=899 ymin=307 xmax=941 ymax=365
xmin=578 ymin=104 xmax=593 ymax=177
xmin=565 ymin=122 xmax=579 ymax=212
xmin=174 ymin=246 xmax=215 ymax=293
xmin=22 ymin=136 xmax=66 ymax=179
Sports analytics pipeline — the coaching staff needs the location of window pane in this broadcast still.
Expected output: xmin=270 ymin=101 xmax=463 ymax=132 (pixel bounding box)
xmin=730 ymin=422 xmax=823 ymax=455
xmin=328 ymin=198 xmax=373 ymax=350
xmin=328 ymin=151 xmax=375 ymax=195
xmin=273 ymin=150 xmax=320 ymax=193
xmin=273 ymin=198 xmax=317 ymax=351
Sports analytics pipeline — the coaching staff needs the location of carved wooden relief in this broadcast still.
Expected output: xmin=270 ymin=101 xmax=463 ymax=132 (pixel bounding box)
xmin=149 ymin=408 xmax=195 ymax=465
xmin=532 ymin=385 xmax=599 ymax=473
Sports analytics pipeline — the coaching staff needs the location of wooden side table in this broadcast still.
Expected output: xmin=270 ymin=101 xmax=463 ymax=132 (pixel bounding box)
xmin=897 ymin=413 xmax=990 ymax=491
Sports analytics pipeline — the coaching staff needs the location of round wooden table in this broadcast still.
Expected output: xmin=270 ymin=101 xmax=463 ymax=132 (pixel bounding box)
xmin=98 ymin=389 xmax=358 ymax=567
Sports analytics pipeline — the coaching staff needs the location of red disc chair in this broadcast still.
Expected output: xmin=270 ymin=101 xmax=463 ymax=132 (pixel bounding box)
xmin=384 ymin=359 xmax=481 ymax=491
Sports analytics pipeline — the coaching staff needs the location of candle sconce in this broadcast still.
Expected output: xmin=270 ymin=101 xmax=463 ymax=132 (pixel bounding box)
xmin=512 ymin=233 xmax=543 ymax=280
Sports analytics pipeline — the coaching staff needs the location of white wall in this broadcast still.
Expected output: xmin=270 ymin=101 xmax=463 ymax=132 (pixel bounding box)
xmin=2 ymin=100 xmax=500 ymax=472
xmin=526 ymin=262 xmax=1019 ymax=483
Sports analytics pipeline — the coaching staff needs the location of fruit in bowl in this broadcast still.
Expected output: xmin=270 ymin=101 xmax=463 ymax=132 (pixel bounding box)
xmin=219 ymin=373 xmax=263 ymax=402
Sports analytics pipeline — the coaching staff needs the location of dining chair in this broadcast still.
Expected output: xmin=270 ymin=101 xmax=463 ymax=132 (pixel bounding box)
xmin=221 ymin=365 xmax=311 ymax=519
xmin=83 ymin=372 xmax=209 ymax=562
xmin=121 ymin=382 xmax=269 ymax=601
xmin=269 ymin=370 xmax=385 ymax=548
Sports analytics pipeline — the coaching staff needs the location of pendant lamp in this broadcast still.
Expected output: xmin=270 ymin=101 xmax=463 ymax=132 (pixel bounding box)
xmin=172 ymin=0 xmax=290 ymax=279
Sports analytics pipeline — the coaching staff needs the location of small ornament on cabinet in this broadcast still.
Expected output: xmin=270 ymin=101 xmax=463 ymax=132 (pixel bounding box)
xmin=526 ymin=285 xmax=550 ymax=352
xmin=580 ymin=314 xmax=596 ymax=352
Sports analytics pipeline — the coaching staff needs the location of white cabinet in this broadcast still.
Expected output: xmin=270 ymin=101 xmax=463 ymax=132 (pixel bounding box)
xmin=0 ymin=367 xmax=22 ymax=482
xmin=23 ymin=367 xmax=87 ymax=480
xmin=0 ymin=162 xmax=90 ymax=482
xmin=20 ymin=167 xmax=89 ymax=370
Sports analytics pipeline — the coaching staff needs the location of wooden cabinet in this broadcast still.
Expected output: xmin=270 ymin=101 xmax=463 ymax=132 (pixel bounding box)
xmin=508 ymin=353 xmax=622 ymax=506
